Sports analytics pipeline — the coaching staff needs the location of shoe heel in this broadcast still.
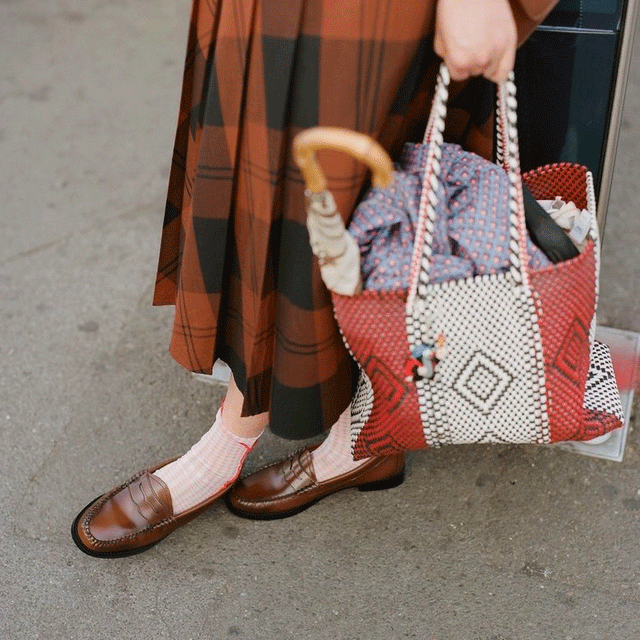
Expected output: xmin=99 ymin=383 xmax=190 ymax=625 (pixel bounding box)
xmin=357 ymin=468 xmax=405 ymax=492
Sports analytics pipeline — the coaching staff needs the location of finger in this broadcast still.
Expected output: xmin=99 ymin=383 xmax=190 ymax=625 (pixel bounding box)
xmin=448 ymin=63 xmax=471 ymax=81
xmin=501 ymin=45 xmax=517 ymax=81
xmin=492 ymin=47 xmax=516 ymax=84
xmin=434 ymin=37 xmax=470 ymax=81
xmin=483 ymin=55 xmax=503 ymax=84
xmin=465 ymin=51 xmax=493 ymax=80
xmin=445 ymin=49 xmax=477 ymax=81
xmin=491 ymin=29 xmax=517 ymax=83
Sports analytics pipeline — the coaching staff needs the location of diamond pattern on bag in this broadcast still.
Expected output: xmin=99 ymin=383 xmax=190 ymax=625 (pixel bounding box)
xmin=554 ymin=318 xmax=589 ymax=387
xmin=453 ymin=350 xmax=514 ymax=415
xmin=363 ymin=354 xmax=408 ymax=413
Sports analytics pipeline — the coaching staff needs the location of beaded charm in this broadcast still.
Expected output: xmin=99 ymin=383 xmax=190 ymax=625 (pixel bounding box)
xmin=404 ymin=334 xmax=446 ymax=381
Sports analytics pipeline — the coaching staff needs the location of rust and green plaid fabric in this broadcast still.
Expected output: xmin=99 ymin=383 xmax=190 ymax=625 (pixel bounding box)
xmin=153 ymin=0 xmax=503 ymax=439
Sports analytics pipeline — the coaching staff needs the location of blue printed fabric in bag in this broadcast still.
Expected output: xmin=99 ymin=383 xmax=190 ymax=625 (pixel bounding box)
xmin=348 ymin=143 xmax=551 ymax=291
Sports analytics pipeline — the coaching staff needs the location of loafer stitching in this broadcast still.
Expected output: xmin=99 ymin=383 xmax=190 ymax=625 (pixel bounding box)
xmin=80 ymin=508 xmax=175 ymax=547
xmin=81 ymin=516 xmax=176 ymax=548
xmin=79 ymin=470 xmax=175 ymax=548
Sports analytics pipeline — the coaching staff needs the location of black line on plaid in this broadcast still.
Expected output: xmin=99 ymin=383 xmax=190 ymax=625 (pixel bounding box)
xmin=367 ymin=0 xmax=392 ymax=133
xmin=275 ymin=327 xmax=341 ymax=357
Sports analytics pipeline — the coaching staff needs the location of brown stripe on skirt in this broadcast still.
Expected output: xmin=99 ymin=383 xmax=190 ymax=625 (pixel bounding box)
xmin=153 ymin=0 xmax=549 ymax=439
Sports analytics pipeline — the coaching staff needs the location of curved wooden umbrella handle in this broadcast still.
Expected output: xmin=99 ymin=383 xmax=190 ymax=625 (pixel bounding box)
xmin=293 ymin=127 xmax=393 ymax=194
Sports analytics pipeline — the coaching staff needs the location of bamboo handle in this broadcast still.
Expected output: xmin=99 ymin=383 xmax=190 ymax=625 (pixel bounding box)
xmin=293 ymin=127 xmax=393 ymax=194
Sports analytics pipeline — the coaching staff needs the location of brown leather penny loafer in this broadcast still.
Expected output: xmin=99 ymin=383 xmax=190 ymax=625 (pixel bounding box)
xmin=225 ymin=447 xmax=405 ymax=520
xmin=72 ymin=460 xmax=229 ymax=558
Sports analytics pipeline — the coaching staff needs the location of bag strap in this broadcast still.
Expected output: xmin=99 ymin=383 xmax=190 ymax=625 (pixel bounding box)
xmin=406 ymin=64 xmax=530 ymax=315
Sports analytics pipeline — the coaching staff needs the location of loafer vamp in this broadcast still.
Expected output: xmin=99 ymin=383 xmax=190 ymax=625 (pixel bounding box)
xmin=86 ymin=471 xmax=173 ymax=542
xmin=74 ymin=469 xmax=175 ymax=555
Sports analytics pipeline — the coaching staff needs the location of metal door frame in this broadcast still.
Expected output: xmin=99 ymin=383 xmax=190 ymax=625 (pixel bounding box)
xmin=597 ymin=0 xmax=640 ymax=235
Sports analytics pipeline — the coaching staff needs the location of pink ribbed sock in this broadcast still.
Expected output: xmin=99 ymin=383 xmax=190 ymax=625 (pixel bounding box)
xmin=311 ymin=405 xmax=371 ymax=482
xmin=154 ymin=409 xmax=261 ymax=514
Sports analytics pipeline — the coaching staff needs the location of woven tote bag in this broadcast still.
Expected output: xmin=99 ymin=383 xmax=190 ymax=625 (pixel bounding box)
xmin=294 ymin=64 xmax=624 ymax=460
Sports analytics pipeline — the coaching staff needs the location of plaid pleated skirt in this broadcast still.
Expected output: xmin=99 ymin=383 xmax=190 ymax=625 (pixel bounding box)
xmin=153 ymin=0 xmax=497 ymax=439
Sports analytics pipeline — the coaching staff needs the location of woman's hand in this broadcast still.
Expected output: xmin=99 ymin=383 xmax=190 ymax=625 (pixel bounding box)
xmin=434 ymin=0 xmax=518 ymax=83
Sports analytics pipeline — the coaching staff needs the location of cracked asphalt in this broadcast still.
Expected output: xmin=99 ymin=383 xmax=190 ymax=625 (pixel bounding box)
xmin=2 ymin=2 xmax=640 ymax=639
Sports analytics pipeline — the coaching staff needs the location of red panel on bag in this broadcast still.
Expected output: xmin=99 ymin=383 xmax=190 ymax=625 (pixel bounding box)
xmin=528 ymin=240 xmax=596 ymax=441
xmin=332 ymin=290 xmax=425 ymax=458
xmin=524 ymin=165 xmax=598 ymax=442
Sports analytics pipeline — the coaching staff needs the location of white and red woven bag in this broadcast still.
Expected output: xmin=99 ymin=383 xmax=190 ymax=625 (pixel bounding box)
xmin=295 ymin=64 xmax=624 ymax=460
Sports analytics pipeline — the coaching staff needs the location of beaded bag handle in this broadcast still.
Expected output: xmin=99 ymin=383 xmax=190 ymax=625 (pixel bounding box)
xmin=406 ymin=64 xmax=530 ymax=314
